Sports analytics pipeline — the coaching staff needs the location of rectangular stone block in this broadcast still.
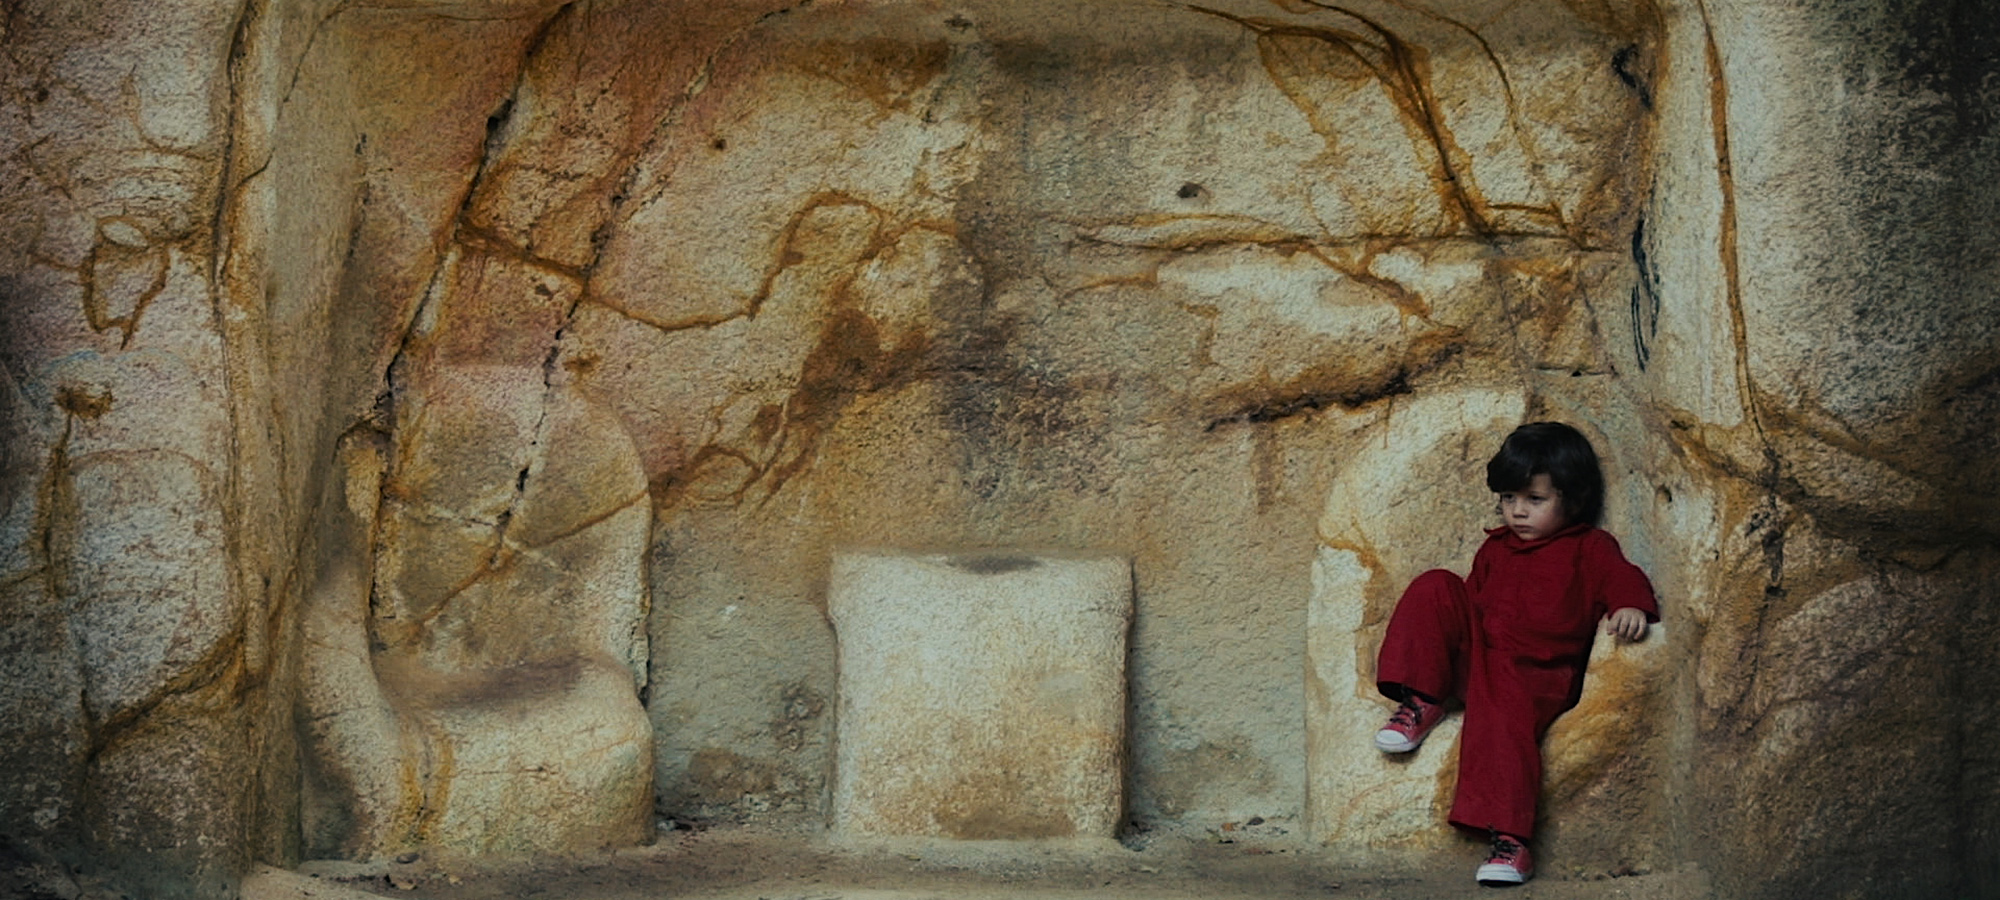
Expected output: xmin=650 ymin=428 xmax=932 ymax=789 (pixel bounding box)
xmin=829 ymin=551 xmax=1131 ymax=841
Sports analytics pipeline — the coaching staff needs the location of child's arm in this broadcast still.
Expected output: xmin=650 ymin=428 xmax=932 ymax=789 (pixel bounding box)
xmin=1587 ymin=531 xmax=1659 ymax=642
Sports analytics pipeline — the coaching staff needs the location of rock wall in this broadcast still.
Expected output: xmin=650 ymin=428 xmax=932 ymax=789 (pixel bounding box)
xmin=1649 ymin=2 xmax=2000 ymax=895
xmin=0 ymin=1 xmax=1994 ymax=899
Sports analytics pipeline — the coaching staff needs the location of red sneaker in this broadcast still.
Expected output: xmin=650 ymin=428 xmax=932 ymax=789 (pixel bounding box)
xmin=1373 ymin=693 xmax=1445 ymax=753
xmin=1476 ymin=831 xmax=1533 ymax=886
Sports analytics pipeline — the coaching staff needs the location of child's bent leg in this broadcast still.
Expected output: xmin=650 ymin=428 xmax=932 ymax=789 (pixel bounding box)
xmin=1449 ymin=657 xmax=1582 ymax=840
xmin=1375 ymin=569 xmax=1474 ymax=703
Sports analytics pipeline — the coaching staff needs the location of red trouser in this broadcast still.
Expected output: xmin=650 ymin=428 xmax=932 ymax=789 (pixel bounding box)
xmin=1375 ymin=569 xmax=1587 ymax=839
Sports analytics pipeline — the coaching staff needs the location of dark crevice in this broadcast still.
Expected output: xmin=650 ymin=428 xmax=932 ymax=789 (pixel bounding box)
xmin=482 ymin=97 xmax=517 ymax=164
xmin=377 ymin=0 xmax=575 ymax=428
xmin=364 ymin=4 xmax=582 ymax=639
xmin=1613 ymin=43 xmax=1655 ymax=109
xmin=339 ymin=182 xmax=371 ymax=265
xmin=1202 ymin=342 xmax=1459 ymax=432
xmin=1629 ymin=209 xmax=1660 ymax=370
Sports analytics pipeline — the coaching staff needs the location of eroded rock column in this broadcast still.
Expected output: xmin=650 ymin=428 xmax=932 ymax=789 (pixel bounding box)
xmin=0 ymin=0 xmax=264 ymax=895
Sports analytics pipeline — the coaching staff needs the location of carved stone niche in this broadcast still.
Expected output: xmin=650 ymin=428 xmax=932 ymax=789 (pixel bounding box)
xmin=300 ymin=372 xmax=655 ymax=860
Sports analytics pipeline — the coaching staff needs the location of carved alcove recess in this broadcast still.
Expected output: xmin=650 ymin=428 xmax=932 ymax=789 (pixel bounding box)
xmin=180 ymin=0 xmax=1688 ymax=869
xmin=4 ymin=0 xmax=1997 ymax=898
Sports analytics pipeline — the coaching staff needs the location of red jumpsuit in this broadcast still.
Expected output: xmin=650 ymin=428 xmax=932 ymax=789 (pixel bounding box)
xmin=1375 ymin=523 xmax=1658 ymax=839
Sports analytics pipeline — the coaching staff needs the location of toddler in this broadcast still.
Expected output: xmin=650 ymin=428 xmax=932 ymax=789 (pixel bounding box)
xmin=1372 ymin=421 xmax=1657 ymax=886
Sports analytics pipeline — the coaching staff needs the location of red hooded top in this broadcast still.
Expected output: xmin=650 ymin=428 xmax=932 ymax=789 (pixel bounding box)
xmin=1466 ymin=522 xmax=1659 ymax=664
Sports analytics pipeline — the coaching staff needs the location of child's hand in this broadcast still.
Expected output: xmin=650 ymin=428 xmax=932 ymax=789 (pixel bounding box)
xmin=1603 ymin=607 xmax=1649 ymax=642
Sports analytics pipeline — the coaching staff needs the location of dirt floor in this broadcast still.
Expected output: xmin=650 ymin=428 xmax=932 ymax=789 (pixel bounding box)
xmin=238 ymin=824 xmax=1713 ymax=900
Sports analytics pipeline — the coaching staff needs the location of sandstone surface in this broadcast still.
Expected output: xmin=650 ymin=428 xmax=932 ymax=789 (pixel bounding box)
xmin=1 ymin=1 xmax=1994 ymax=899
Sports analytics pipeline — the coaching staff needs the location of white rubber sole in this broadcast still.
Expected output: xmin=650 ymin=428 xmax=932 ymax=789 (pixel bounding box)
xmin=1476 ymin=863 xmax=1529 ymax=886
xmin=1374 ymin=729 xmax=1421 ymax=753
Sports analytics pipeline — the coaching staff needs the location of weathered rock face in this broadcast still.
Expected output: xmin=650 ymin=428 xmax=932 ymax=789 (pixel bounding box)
xmin=1643 ymin=4 xmax=2000 ymax=895
xmin=0 ymin=1 xmax=1995 ymax=899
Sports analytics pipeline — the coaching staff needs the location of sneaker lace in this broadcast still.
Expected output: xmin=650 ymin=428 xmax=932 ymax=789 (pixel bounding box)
xmin=1388 ymin=699 xmax=1424 ymax=728
xmin=1487 ymin=828 xmax=1523 ymax=863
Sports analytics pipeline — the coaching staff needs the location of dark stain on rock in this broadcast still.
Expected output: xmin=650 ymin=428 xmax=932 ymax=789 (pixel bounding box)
xmin=944 ymin=358 xmax=1097 ymax=503
xmin=1146 ymin=736 xmax=1275 ymax=819
xmin=760 ymin=303 xmax=930 ymax=500
xmin=646 ymin=194 xmax=940 ymax=507
xmin=947 ymin=554 xmax=1040 ymax=575
xmin=381 ymin=654 xmax=584 ymax=710
xmin=1203 ymin=340 xmax=1461 ymax=431
xmin=792 ymin=37 xmax=950 ymax=113
xmin=683 ymin=748 xmax=778 ymax=804
xmin=771 ymin=681 xmax=825 ymax=753
xmin=940 ymin=803 xmax=1074 ymax=840
xmin=930 ymin=767 xmax=1078 ymax=840
xmin=1629 ymin=211 xmax=1660 ymax=370
xmin=56 ymin=383 xmax=112 ymax=419
xmin=1613 ymin=43 xmax=1655 ymax=109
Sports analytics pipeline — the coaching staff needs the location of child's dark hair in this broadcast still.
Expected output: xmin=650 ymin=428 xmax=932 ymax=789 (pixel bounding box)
xmin=1485 ymin=421 xmax=1605 ymax=525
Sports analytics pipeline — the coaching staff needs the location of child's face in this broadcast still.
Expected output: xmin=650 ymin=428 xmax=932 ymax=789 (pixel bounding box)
xmin=1497 ymin=473 xmax=1567 ymax=541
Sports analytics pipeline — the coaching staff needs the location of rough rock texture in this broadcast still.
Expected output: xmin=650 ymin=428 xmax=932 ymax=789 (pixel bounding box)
xmin=1647 ymin=3 xmax=2000 ymax=896
xmin=828 ymin=551 xmax=1130 ymax=841
xmin=0 ymin=0 xmax=1995 ymax=899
